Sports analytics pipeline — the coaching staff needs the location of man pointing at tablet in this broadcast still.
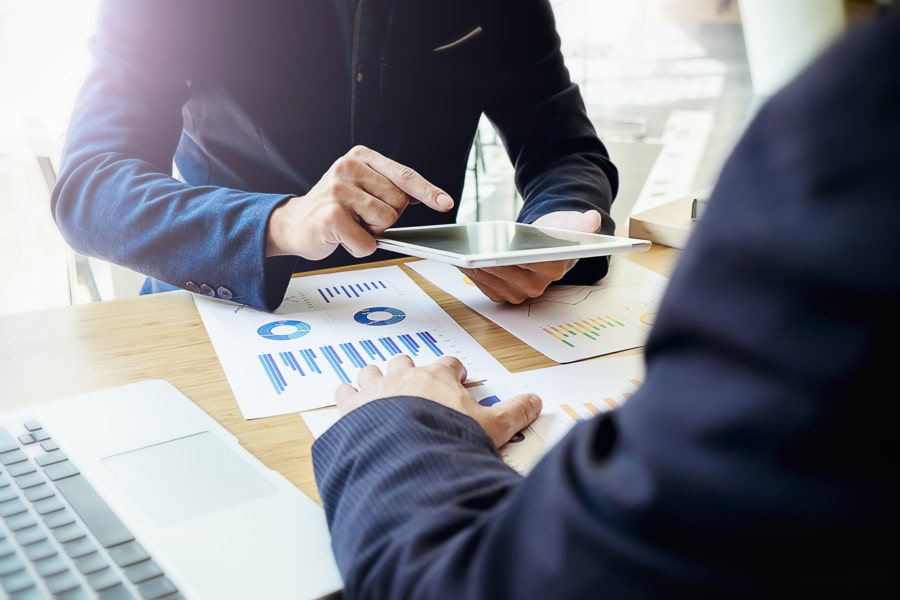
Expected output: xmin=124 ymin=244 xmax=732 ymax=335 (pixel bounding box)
xmin=51 ymin=1 xmax=617 ymax=312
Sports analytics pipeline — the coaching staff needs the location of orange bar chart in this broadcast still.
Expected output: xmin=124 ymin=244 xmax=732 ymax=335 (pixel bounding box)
xmin=561 ymin=403 xmax=585 ymax=423
xmin=559 ymin=377 xmax=644 ymax=423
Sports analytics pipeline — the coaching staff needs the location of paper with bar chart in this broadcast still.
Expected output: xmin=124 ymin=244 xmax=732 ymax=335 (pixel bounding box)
xmin=194 ymin=265 xmax=509 ymax=419
xmin=408 ymin=257 xmax=669 ymax=363
xmin=491 ymin=354 xmax=645 ymax=474
xmin=300 ymin=354 xmax=643 ymax=476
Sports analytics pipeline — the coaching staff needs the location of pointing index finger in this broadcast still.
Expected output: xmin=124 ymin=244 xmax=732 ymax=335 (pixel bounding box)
xmin=366 ymin=150 xmax=454 ymax=212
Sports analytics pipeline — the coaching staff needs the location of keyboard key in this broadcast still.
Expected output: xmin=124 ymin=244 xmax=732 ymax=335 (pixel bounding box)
xmin=0 ymin=428 xmax=18 ymax=452
xmin=7 ymin=459 xmax=36 ymax=477
xmin=14 ymin=471 xmax=44 ymax=489
xmin=53 ymin=522 xmax=87 ymax=544
xmin=45 ymin=460 xmax=80 ymax=481
xmin=31 ymin=429 xmax=52 ymax=442
xmin=64 ymin=536 xmax=97 ymax=559
xmin=0 ymin=485 xmax=18 ymax=502
xmin=44 ymin=508 xmax=76 ymax=529
xmin=0 ymin=552 xmax=25 ymax=576
xmin=36 ymin=450 xmax=69 ymax=466
xmin=35 ymin=553 xmax=70 ymax=577
xmin=14 ymin=524 xmax=46 ymax=546
xmin=46 ymin=568 xmax=82 ymax=594
xmin=0 ymin=497 xmax=27 ymax=517
xmin=110 ymin=541 xmax=150 ymax=568
xmin=87 ymin=566 xmax=123 ymax=592
xmin=33 ymin=495 xmax=65 ymax=515
xmin=98 ymin=584 xmax=137 ymax=600
xmin=125 ymin=559 xmax=164 ymax=585
xmin=24 ymin=482 xmax=55 ymax=502
xmin=0 ymin=449 xmax=27 ymax=465
xmin=0 ymin=566 xmax=36 ymax=594
xmin=12 ymin=587 xmax=51 ymax=600
xmin=75 ymin=551 xmax=111 ymax=575
xmin=138 ymin=576 xmax=178 ymax=600
xmin=55 ymin=474 xmax=135 ymax=548
xmin=23 ymin=538 xmax=58 ymax=562
xmin=6 ymin=510 xmax=37 ymax=531
xmin=0 ymin=536 xmax=15 ymax=558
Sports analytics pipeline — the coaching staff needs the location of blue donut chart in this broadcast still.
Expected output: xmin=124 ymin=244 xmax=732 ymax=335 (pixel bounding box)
xmin=257 ymin=319 xmax=312 ymax=341
xmin=353 ymin=306 xmax=406 ymax=326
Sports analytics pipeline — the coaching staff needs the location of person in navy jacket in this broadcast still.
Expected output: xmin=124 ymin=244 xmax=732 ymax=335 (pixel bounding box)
xmin=312 ymin=11 xmax=900 ymax=598
xmin=51 ymin=0 xmax=617 ymax=311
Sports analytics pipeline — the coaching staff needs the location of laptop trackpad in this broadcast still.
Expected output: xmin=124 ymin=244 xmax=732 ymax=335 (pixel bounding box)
xmin=102 ymin=431 xmax=277 ymax=526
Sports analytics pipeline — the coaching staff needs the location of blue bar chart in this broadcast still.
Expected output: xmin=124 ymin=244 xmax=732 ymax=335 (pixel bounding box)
xmin=316 ymin=279 xmax=388 ymax=303
xmin=257 ymin=330 xmax=447 ymax=391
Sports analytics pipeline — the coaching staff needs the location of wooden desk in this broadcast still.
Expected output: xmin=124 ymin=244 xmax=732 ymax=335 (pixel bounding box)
xmin=0 ymin=246 xmax=678 ymax=504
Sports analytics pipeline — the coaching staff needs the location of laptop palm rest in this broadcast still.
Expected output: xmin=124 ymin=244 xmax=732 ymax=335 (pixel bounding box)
xmin=101 ymin=431 xmax=277 ymax=526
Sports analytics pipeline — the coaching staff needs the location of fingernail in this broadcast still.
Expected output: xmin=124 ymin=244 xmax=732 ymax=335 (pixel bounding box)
xmin=436 ymin=193 xmax=453 ymax=209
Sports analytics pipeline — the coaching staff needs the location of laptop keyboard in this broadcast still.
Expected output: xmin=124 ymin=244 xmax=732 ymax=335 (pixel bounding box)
xmin=0 ymin=420 xmax=182 ymax=599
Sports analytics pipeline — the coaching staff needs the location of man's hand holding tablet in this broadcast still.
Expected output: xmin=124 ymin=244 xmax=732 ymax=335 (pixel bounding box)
xmin=376 ymin=210 xmax=651 ymax=304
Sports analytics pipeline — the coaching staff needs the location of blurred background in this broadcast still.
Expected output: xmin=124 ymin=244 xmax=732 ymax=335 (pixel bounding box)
xmin=0 ymin=0 xmax=885 ymax=316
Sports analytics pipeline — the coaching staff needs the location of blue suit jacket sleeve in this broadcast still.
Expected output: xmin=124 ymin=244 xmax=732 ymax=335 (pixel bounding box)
xmin=313 ymin=14 xmax=900 ymax=598
xmin=49 ymin=1 xmax=296 ymax=311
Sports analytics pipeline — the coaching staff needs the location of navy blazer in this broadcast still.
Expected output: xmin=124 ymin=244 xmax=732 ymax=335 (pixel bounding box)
xmin=313 ymin=13 xmax=900 ymax=598
xmin=51 ymin=0 xmax=617 ymax=311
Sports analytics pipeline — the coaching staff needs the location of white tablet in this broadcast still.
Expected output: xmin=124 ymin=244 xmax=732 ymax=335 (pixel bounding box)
xmin=376 ymin=221 xmax=651 ymax=268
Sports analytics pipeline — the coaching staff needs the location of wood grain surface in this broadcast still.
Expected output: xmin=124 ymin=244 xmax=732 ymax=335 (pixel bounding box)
xmin=0 ymin=246 xmax=678 ymax=505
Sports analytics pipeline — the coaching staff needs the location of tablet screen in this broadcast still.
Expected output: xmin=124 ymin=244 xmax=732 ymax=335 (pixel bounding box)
xmin=376 ymin=221 xmax=651 ymax=268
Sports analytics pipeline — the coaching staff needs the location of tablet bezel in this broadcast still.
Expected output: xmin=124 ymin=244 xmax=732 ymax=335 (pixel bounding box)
xmin=375 ymin=221 xmax=651 ymax=268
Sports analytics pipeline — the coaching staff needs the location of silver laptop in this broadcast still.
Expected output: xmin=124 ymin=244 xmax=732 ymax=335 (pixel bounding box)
xmin=0 ymin=380 xmax=343 ymax=599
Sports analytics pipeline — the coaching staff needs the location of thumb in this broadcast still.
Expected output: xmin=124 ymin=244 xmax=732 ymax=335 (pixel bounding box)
xmin=534 ymin=209 xmax=602 ymax=233
xmin=577 ymin=209 xmax=603 ymax=233
xmin=481 ymin=393 xmax=542 ymax=448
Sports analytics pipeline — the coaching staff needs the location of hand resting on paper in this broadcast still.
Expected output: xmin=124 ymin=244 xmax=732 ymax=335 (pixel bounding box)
xmin=458 ymin=209 xmax=602 ymax=304
xmin=334 ymin=355 xmax=542 ymax=448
